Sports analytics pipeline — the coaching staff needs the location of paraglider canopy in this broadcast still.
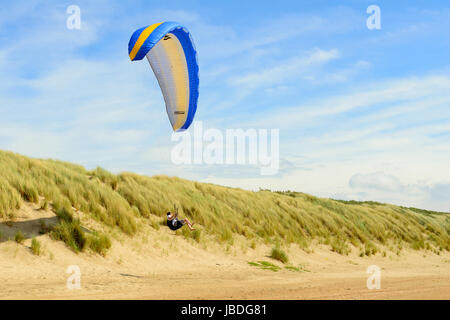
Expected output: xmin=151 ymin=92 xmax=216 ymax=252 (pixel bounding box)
xmin=128 ymin=22 xmax=199 ymax=132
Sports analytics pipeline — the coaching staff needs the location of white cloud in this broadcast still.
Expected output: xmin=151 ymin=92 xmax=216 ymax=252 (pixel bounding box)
xmin=349 ymin=172 xmax=403 ymax=192
xmin=243 ymin=74 xmax=450 ymax=128
xmin=229 ymin=48 xmax=340 ymax=88
xmin=305 ymin=60 xmax=371 ymax=85
xmin=346 ymin=172 xmax=450 ymax=212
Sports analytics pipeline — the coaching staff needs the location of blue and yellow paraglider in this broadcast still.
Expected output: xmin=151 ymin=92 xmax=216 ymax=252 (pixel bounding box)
xmin=128 ymin=22 xmax=199 ymax=131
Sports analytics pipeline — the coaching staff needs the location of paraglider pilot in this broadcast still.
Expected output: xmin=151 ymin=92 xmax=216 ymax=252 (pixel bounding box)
xmin=166 ymin=206 xmax=195 ymax=231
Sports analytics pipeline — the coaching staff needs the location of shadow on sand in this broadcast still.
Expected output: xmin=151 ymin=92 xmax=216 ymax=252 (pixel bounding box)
xmin=0 ymin=217 xmax=57 ymax=243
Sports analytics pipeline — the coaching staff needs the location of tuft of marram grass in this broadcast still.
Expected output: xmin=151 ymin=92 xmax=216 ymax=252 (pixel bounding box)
xmin=31 ymin=238 xmax=41 ymax=255
xmin=88 ymin=232 xmax=112 ymax=256
xmin=330 ymin=238 xmax=351 ymax=255
xmin=15 ymin=231 xmax=25 ymax=244
xmin=51 ymin=206 xmax=84 ymax=252
xmin=51 ymin=220 xmax=87 ymax=253
xmin=40 ymin=200 xmax=49 ymax=211
xmin=270 ymin=246 xmax=289 ymax=264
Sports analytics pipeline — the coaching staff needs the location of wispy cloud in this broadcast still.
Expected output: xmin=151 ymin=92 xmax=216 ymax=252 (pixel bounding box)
xmin=245 ymin=74 xmax=450 ymax=128
xmin=229 ymin=48 xmax=340 ymax=88
xmin=348 ymin=172 xmax=450 ymax=211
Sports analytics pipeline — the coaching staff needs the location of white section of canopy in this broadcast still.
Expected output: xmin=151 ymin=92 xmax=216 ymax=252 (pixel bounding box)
xmin=146 ymin=33 xmax=190 ymax=131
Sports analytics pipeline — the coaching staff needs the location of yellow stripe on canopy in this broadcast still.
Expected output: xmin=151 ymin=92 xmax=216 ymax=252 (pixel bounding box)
xmin=160 ymin=33 xmax=189 ymax=130
xmin=129 ymin=22 xmax=163 ymax=61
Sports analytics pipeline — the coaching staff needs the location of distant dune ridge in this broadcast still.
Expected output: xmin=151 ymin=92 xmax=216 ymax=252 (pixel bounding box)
xmin=0 ymin=149 xmax=448 ymax=257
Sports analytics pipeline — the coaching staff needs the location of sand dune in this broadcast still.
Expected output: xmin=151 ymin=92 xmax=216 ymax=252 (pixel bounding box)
xmin=1 ymin=203 xmax=448 ymax=300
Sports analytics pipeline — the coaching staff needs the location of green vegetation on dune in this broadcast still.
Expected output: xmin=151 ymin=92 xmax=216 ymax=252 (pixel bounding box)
xmin=0 ymin=150 xmax=449 ymax=256
xmin=248 ymin=261 xmax=281 ymax=272
xmin=14 ymin=231 xmax=25 ymax=244
xmin=270 ymin=246 xmax=289 ymax=263
xmin=31 ymin=238 xmax=41 ymax=255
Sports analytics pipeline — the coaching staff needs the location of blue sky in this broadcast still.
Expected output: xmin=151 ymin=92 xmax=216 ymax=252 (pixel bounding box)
xmin=0 ymin=0 xmax=449 ymax=211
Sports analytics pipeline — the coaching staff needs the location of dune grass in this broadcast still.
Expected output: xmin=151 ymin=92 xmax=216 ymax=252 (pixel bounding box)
xmin=14 ymin=231 xmax=25 ymax=244
xmin=50 ymin=204 xmax=112 ymax=254
xmin=270 ymin=246 xmax=289 ymax=264
xmin=0 ymin=150 xmax=449 ymax=255
xmin=51 ymin=219 xmax=87 ymax=252
xmin=88 ymin=231 xmax=112 ymax=256
xmin=31 ymin=238 xmax=41 ymax=255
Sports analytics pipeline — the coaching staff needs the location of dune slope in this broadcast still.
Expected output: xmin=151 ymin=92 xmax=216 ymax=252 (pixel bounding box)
xmin=0 ymin=150 xmax=449 ymax=299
